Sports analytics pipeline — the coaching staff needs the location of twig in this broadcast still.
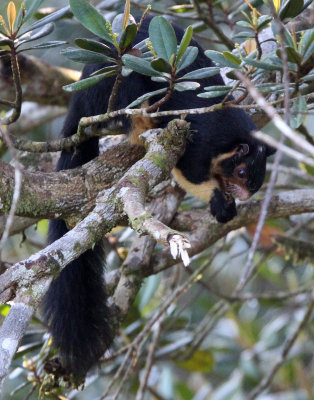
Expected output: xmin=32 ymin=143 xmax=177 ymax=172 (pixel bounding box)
xmin=0 ymin=97 xmax=296 ymax=154
xmin=253 ymin=130 xmax=314 ymax=168
xmin=98 ymin=346 xmax=134 ymax=399
xmin=0 ymin=45 xmax=22 ymax=125
xmin=103 ymin=248 xmax=222 ymax=398
xmin=234 ymin=61 xmax=312 ymax=291
xmin=266 ymin=164 xmax=314 ymax=184
xmin=147 ymin=387 xmax=167 ymax=400
xmin=192 ymin=0 xmax=235 ymax=50
xmin=135 ymin=320 xmax=162 ymax=400
xmin=246 ymin=294 xmax=314 ymax=400
xmin=107 ymin=70 xmax=123 ymax=113
xmin=235 ymin=72 xmax=314 ymax=156
xmin=0 ymin=127 xmax=23 ymax=255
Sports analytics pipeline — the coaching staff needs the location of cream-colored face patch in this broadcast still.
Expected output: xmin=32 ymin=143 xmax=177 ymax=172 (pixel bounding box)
xmin=172 ymin=167 xmax=219 ymax=202
xmin=210 ymin=148 xmax=238 ymax=174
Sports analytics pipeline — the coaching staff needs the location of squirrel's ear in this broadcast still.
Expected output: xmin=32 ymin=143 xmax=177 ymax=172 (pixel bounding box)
xmin=266 ymin=144 xmax=276 ymax=157
xmin=237 ymin=143 xmax=250 ymax=156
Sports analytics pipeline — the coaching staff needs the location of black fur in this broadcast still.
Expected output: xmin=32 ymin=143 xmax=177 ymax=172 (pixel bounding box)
xmin=41 ymin=103 xmax=113 ymax=378
xmin=210 ymin=189 xmax=237 ymax=223
xmin=42 ymin=16 xmax=275 ymax=379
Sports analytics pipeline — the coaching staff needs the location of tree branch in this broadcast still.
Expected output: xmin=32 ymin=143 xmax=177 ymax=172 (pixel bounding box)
xmin=0 ymin=121 xmax=189 ymax=383
xmin=0 ymin=55 xmax=78 ymax=107
xmin=0 ymin=142 xmax=144 ymax=220
xmin=150 ymin=189 xmax=314 ymax=274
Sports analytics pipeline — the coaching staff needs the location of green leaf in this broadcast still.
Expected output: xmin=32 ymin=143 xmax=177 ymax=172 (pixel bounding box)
xmin=205 ymin=50 xmax=241 ymax=68
xmin=0 ymin=304 xmax=10 ymax=316
xmin=276 ymin=47 xmax=301 ymax=64
xmin=257 ymin=15 xmax=272 ymax=31
xmin=119 ymin=23 xmax=137 ymax=50
xmin=169 ymin=4 xmax=194 ymax=12
xmin=127 ymin=87 xmax=167 ymax=108
xmin=191 ymin=21 xmax=207 ymax=33
xmin=226 ymin=70 xmax=240 ymax=80
xmin=151 ymin=57 xmax=172 ymax=73
xmin=300 ymin=28 xmax=314 ymax=56
xmin=198 ymin=92 xmax=224 ymax=100
xmin=203 ymin=85 xmax=232 ymax=92
xmin=243 ymin=57 xmax=282 ymax=70
xmin=177 ymin=46 xmax=198 ymax=71
xmin=63 ymin=72 xmax=113 ymax=92
xmin=176 ymin=25 xmax=193 ymax=63
xmin=236 ymin=21 xmax=253 ymax=29
xmin=75 ymin=38 xmax=114 ymax=55
xmin=301 ymin=72 xmax=314 ymax=82
xmin=302 ymin=29 xmax=314 ymax=63
xmin=70 ymin=0 xmax=113 ymax=44
xmin=111 ymin=13 xmax=124 ymax=38
xmin=175 ymin=382 xmax=194 ymax=400
xmin=301 ymin=162 xmax=314 ymax=176
xmin=9 ymin=381 xmax=31 ymax=397
xmin=174 ymin=81 xmax=200 ymax=91
xmin=290 ymin=96 xmax=307 ymax=129
xmin=279 ymin=0 xmax=304 ymax=20
xmin=286 ymin=47 xmax=302 ymax=63
xmin=232 ymin=31 xmax=255 ymax=39
xmin=223 ymin=51 xmax=242 ymax=65
xmin=121 ymin=66 xmax=133 ymax=77
xmin=14 ymin=341 xmax=43 ymax=360
xmin=61 ymin=47 xmax=115 ymax=64
xmin=265 ymin=55 xmax=284 ymax=68
xmin=17 ymin=23 xmax=55 ymax=47
xmin=22 ymin=0 xmax=45 ymax=23
xmin=151 ymin=76 xmax=168 ymax=83
xmin=176 ymin=350 xmax=215 ymax=373
xmin=283 ymin=27 xmax=295 ymax=48
xmin=198 ymin=87 xmax=231 ymax=98
xmin=122 ymin=0 xmax=131 ymax=31
xmin=240 ymin=10 xmax=252 ymax=23
xmin=19 ymin=6 xmax=70 ymax=34
xmin=272 ymin=23 xmax=294 ymax=47
xmin=138 ymin=274 xmax=161 ymax=312
xmin=90 ymin=65 xmax=118 ymax=76
xmin=0 ymin=38 xmax=13 ymax=46
xmin=301 ymin=0 xmax=313 ymax=12
xmin=134 ymin=38 xmax=149 ymax=52
xmin=149 ymin=16 xmax=177 ymax=63
xmin=179 ymin=67 xmax=220 ymax=80
xmin=255 ymin=82 xmax=286 ymax=93
xmin=19 ymin=40 xmax=66 ymax=51
xmin=122 ymin=54 xmax=161 ymax=76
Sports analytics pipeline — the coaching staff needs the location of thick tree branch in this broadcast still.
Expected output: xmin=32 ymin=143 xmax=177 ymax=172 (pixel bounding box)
xmin=150 ymin=189 xmax=314 ymax=274
xmin=0 ymin=121 xmax=189 ymax=383
xmin=0 ymin=303 xmax=34 ymax=387
xmin=0 ymin=143 xmax=144 ymax=220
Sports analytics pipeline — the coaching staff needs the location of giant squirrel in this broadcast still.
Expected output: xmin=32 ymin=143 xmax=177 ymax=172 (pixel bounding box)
xmin=41 ymin=16 xmax=275 ymax=379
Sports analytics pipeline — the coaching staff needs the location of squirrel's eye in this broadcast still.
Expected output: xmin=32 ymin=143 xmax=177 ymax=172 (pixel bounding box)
xmin=237 ymin=169 xmax=246 ymax=179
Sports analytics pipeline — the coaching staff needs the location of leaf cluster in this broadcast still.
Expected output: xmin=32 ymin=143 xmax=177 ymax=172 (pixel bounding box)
xmin=0 ymin=1 xmax=68 ymax=57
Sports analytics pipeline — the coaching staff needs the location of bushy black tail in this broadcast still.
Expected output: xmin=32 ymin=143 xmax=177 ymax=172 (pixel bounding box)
xmin=41 ymin=91 xmax=113 ymax=379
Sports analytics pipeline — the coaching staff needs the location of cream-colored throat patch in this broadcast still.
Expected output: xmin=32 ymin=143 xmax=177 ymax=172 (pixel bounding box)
xmin=172 ymin=167 xmax=219 ymax=202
